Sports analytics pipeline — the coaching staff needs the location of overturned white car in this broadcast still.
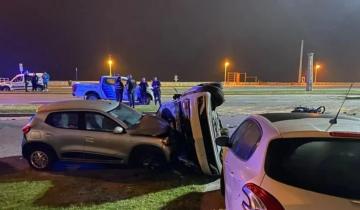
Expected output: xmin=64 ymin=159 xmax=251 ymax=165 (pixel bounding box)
xmin=158 ymin=83 xmax=225 ymax=176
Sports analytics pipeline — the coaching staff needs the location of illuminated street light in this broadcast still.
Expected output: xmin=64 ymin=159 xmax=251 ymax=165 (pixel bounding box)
xmin=315 ymin=64 xmax=321 ymax=83
xmin=224 ymin=61 xmax=230 ymax=84
xmin=108 ymin=56 xmax=113 ymax=76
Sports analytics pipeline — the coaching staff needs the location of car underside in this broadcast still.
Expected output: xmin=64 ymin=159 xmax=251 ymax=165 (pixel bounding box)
xmin=157 ymin=83 xmax=225 ymax=176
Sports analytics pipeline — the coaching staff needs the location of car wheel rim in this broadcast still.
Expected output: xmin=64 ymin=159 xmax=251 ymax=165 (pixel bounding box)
xmin=30 ymin=151 xmax=49 ymax=169
xmin=88 ymin=96 xmax=97 ymax=100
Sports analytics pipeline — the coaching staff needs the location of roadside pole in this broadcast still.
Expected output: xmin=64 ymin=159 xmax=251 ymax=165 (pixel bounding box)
xmin=306 ymin=52 xmax=314 ymax=91
xmin=298 ymin=40 xmax=304 ymax=83
xmin=75 ymin=67 xmax=78 ymax=81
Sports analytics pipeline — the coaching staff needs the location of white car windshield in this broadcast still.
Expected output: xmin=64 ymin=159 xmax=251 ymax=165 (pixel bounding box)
xmin=108 ymin=104 xmax=142 ymax=127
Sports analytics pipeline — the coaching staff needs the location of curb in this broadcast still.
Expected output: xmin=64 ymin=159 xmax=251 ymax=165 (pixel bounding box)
xmin=0 ymin=113 xmax=34 ymax=118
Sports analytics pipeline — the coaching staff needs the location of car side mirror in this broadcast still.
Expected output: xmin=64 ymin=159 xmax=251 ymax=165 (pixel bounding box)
xmin=215 ymin=136 xmax=231 ymax=147
xmin=113 ymin=126 xmax=124 ymax=134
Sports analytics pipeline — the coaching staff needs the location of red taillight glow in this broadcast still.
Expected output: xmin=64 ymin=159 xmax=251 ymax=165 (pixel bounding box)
xmin=242 ymin=183 xmax=284 ymax=210
xmin=330 ymin=131 xmax=360 ymax=138
xmin=22 ymin=124 xmax=31 ymax=134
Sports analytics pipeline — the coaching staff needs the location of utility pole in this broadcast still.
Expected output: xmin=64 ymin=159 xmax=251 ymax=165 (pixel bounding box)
xmin=306 ymin=52 xmax=314 ymax=91
xmin=75 ymin=67 xmax=78 ymax=81
xmin=19 ymin=63 xmax=24 ymax=74
xmin=298 ymin=40 xmax=304 ymax=83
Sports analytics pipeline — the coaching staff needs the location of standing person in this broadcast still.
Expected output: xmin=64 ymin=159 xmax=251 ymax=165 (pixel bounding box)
xmin=139 ymin=77 xmax=148 ymax=104
xmin=115 ymin=76 xmax=124 ymax=102
xmin=24 ymin=71 xmax=29 ymax=92
xmin=31 ymin=74 xmax=39 ymax=91
xmin=42 ymin=72 xmax=50 ymax=91
xmin=126 ymin=75 xmax=135 ymax=108
xmin=152 ymin=76 xmax=162 ymax=106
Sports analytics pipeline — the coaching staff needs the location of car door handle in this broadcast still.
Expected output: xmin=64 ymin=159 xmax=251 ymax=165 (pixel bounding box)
xmin=45 ymin=133 xmax=53 ymax=137
xmin=85 ymin=137 xmax=95 ymax=143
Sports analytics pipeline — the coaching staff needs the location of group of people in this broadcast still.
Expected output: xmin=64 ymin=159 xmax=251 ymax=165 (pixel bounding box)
xmin=24 ymin=71 xmax=50 ymax=92
xmin=114 ymin=75 xmax=161 ymax=108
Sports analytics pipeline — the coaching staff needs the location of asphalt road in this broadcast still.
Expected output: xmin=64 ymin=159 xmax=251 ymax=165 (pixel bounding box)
xmin=0 ymin=117 xmax=28 ymax=157
xmin=0 ymin=93 xmax=76 ymax=105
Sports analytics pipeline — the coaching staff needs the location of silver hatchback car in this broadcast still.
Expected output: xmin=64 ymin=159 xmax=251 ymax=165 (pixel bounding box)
xmin=22 ymin=100 xmax=171 ymax=170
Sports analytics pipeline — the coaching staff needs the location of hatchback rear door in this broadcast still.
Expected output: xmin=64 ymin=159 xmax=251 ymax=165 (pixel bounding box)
xmin=262 ymin=137 xmax=360 ymax=210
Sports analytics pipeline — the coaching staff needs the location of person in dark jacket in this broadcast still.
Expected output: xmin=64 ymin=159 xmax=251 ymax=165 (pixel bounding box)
xmin=126 ymin=75 xmax=136 ymax=108
xmin=31 ymin=74 xmax=39 ymax=91
xmin=139 ymin=77 xmax=148 ymax=104
xmin=115 ymin=76 xmax=124 ymax=102
xmin=152 ymin=77 xmax=161 ymax=106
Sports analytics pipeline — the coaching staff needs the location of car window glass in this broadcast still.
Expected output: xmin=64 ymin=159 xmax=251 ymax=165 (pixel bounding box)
xmin=85 ymin=113 xmax=118 ymax=132
xmin=108 ymin=104 xmax=142 ymax=127
xmin=13 ymin=76 xmax=23 ymax=82
xmin=266 ymin=138 xmax=360 ymax=200
xmin=230 ymin=120 xmax=262 ymax=160
xmin=105 ymin=78 xmax=116 ymax=85
xmin=46 ymin=112 xmax=79 ymax=129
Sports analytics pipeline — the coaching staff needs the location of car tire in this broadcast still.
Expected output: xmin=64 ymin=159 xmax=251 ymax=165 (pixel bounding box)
xmin=36 ymin=86 xmax=44 ymax=92
xmin=130 ymin=147 xmax=167 ymax=170
xmin=26 ymin=146 xmax=56 ymax=170
xmin=183 ymin=83 xmax=225 ymax=109
xmin=2 ymin=86 xmax=10 ymax=91
xmin=220 ymin=169 xmax=225 ymax=196
xmin=85 ymin=93 xmax=99 ymax=100
xmin=144 ymin=94 xmax=152 ymax=105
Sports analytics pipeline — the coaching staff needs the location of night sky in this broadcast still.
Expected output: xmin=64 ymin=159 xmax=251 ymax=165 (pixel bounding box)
xmin=1 ymin=0 xmax=360 ymax=82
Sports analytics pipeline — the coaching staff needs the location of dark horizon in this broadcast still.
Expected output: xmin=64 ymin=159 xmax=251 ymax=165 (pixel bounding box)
xmin=1 ymin=0 xmax=360 ymax=82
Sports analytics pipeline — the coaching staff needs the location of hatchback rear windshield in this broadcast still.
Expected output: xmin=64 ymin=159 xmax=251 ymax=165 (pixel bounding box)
xmin=265 ymin=138 xmax=360 ymax=200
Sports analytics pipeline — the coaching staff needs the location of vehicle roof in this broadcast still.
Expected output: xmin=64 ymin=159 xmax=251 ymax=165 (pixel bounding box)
xmin=259 ymin=113 xmax=360 ymax=137
xmin=37 ymin=100 xmax=119 ymax=113
xmin=102 ymin=76 xmax=128 ymax=80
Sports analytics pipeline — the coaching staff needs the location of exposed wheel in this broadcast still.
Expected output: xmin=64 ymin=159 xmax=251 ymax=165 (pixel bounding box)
xmin=36 ymin=86 xmax=44 ymax=92
xmin=85 ymin=93 xmax=99 ymax=100
xmin=144 ymin=94 xmax=152 ymax=105
xmin=26 ymin=147 xmax=56 ymax=170
xmin=220 ymin=169 xmax=225 ymax=196
xmin=2 ymin=86 xmax=10 ymax=91
xmin=130 ymin=147 xmax=167 ymax=170
xmin=183 ymin=83 xmax=224 ymax=109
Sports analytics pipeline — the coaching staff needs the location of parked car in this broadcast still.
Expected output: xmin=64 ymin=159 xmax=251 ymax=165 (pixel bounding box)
xmin=0 ymin=73 xmax=44 ymax=91
xmin=216 ymin=113 xmax=360 ymax=210
xmin=72 ymin=76 xmax=154 ymax=104
xmin=157 ymin=83 xmax=225 ymax=176
xmin=22 ymin=100 xmax=171 ymax=170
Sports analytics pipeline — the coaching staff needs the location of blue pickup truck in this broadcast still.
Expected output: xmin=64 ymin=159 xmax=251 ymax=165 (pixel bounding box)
xmin=72 ymin=76 xmax=154 ymax=104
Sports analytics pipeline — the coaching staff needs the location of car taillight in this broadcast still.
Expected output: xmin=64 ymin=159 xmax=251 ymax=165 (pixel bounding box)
xmin=22 ymin=124 xmax=31 ymax=134
xmin=330 ymin=131 xmax=360 ymax=138
xmin=242 ymin=183 xmax=284 ymax=210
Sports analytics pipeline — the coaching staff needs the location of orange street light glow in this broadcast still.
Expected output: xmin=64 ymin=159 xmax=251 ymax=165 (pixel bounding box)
xmin=108 ymin=56 xmax=113 ymax=76
xmin=224 ymin=61 xmax=230 ymax=84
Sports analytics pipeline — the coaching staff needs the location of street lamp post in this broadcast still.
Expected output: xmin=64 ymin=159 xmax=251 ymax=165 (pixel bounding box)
xmin=224 ymin=62 xmax=229 ymax=85
xmin=75 ymin=67 xmax=78 ymax=81
xmin=108 ymin=56 xmax=113 ymax=76
xmin=315 ymin=64 xmax=321 ymax=83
